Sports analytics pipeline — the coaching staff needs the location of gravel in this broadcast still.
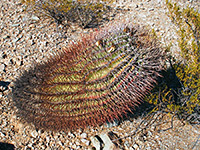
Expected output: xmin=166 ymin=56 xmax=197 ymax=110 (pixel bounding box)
xmin=0 ymin=0 xmax=199 ymax=149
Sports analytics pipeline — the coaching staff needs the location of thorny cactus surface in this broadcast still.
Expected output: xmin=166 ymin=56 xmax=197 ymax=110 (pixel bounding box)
xmin=12 ymin=22 xmax=165 ymax=131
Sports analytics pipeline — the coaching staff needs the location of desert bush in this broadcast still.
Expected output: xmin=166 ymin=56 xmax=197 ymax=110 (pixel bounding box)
xmin=21 ymin=0 xmax=114 ymax=28
xmin=145 ymin=0 xmax=200 ymax=125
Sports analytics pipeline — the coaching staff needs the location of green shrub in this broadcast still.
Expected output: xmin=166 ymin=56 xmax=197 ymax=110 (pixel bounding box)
xmin=146 ymin=0 xmax=200 ymax=124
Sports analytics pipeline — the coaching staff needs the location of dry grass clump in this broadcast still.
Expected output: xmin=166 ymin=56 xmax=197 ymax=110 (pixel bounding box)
xmin=21 ymin=0 xmax=114 ymax=28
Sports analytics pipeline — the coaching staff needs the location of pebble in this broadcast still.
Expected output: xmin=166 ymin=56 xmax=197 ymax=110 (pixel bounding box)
xmin=29 ymin=24 xmax=36 ymax=28
xmin=80 ymin=133 xmax=87 ymax=139
xmin=30 ymin=130 xmax=38 ymax=138
xmin=27 ymin=143 xmax=33 ymax=148
xmin=100 ymin=133 xmax=115 ymax=149
xmin=0 ymin=131 xmax=6 ymax=137
xmin=46 ymin=136 xmax=50 ymax=143
xmin=31 ymin=15 xmax=40 ymax=21
xmin=22 ymin=16 xmax=28 ymax=22
xmin=90 ymin=136 xmax=101 ymax=150
xmin=71 ymin=144 xmax=77 ymax=149
xmin=81 ymin=139 xmax=90 ymax=146
xmin=124 ymin=140 xmax=130 ymax=147
xmin=136 ymin=140 xmax=143 ymax=145
xmin=148 ymin=131 xmax=153 ymax=136
xmin=11 ymin=24 xmax=20 ymax=27
xmin=12 ymin=38 xmax=20 ymax=43
xmin=2 ymin=35 xmax=10 ymax=39
xmin=129 ymin=147 xmax=134 ymax=150
xmin=0 ymin=63 xmax=5 ymax=72
xmin=68 ymin=132 xmax=76 ymax=138
xmin=133 ymin=144 xmax=139 ymax=149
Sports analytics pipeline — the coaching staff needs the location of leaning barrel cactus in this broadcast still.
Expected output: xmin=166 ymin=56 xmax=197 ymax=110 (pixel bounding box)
xmin=12 ymin=21 xmax=165 ymax=131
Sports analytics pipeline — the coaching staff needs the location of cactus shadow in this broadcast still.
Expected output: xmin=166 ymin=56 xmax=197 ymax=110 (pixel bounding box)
xmin=124 ymin=101 xmax=155 ymax=122
xmin=0 ymin=142 xmax=15 ymax=150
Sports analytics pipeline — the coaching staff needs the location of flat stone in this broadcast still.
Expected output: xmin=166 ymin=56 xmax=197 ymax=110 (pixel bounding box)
xmin=0 ymin=63 xmax=5 ymax=72
xmin=99 ymin=133 xmax=115 ymax=150
xmin=31 ymin=16 xmax=40 ymax=21
xmin=30 ymin=130 xmax=38 ymax=138
xmin=44 ymin=135 xmax=49 ymax=143
xmin=80 ymin=133 xmax=87 ymax=139
xmin=11 ymin=24 xmax=20 ymax=27
xmin=2 ymin=35 xmax=10 ymax=39
xmin=90 ymin=136 xmax=101 ymax=150
xmin=22 ymin=16 xmax=28 ymax=22
xmin=81 ymin=139 xmax=90 ymax=146
xmin=12 ymin=38 xmax=20 ymax=43
xmin=133 ymin=144 xmax=139 ymax=149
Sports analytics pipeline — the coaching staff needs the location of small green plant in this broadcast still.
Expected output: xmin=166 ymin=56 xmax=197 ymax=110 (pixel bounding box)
xmin=12 ymin=22 xmax=165 ymax=131
xmin=21 ymin=0 xmax=113 ymax=28
xmin=146 ymin=0 xmax=200 ymax=124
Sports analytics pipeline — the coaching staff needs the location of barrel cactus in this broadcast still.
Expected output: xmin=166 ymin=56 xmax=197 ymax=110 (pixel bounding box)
xmin=12 ymin=21 xmax=165 ymax=131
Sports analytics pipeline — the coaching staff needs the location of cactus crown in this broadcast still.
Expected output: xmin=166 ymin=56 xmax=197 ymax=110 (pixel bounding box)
xmin=13 ymin=22 xmax=165 ymax=131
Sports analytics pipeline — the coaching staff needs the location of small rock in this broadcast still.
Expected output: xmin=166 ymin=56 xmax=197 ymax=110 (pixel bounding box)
xmin=30 ymin=130 xmax=38 ymax=138
xmin=124 ymin=141 xmax=130 ymax=147
xmin=80 ymin=133 xmax=87 ymax=139
xmin=155 ymin=135 xmax=159 ymax=139
xmin=2 ymin=52 xmax=7 ymax=59
xmin=31 ymin=40 xmax=35 ymax=45
xmin=149 ymin=8 xmax=154 ymax=11
xmin=157 ymin=0 xmax=162 ymax=4
xmin=136 ymin=140 xmax=143 ymax=145
xmin=27 ymin=143 xmax=33 ymax=148
xmin=68 ymin=132 xmax=75 ymax=138
xmin=99 ymin=133 xmax=115 ymax=150
xmin=0 ymin=131 xmax=5 ymax=137
xmin=81 ymin=139 xmax=90 ymax=146
xmin=11 ymin=24 xmax=20 ymax=27
xmin=0 ymin=63 xmax=5 ymax=72
xmin=58 ymin=141 xmax=63 ymax=146
xmin=29 ymin=24 xmax=36 ymax=28
xmin=148 ymin=131 xmax=152 ymax=136
xmin=90 ymin=136 xmax=101 ymax=150
xmin=71 ymin=144 xmax=77 ymax=149
xmin=129 ymin=147 xmax=134 ymax=150
xmin=133 ymin=144 xmax=139 ymax=149
xmin=22 ymin=16 xmax=28 ymax=22
xmin=31 ymin=15 xmax=40 ymax=21
xmin=46 ymin=136 xmax=50 ymax=143
xmin=12 ymin=38 xmax=20 ymax=43
xmin=75 ymin=141 xmax=80 ymax=146
xmin=2 ymin=35 xmax=10 ymax=39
